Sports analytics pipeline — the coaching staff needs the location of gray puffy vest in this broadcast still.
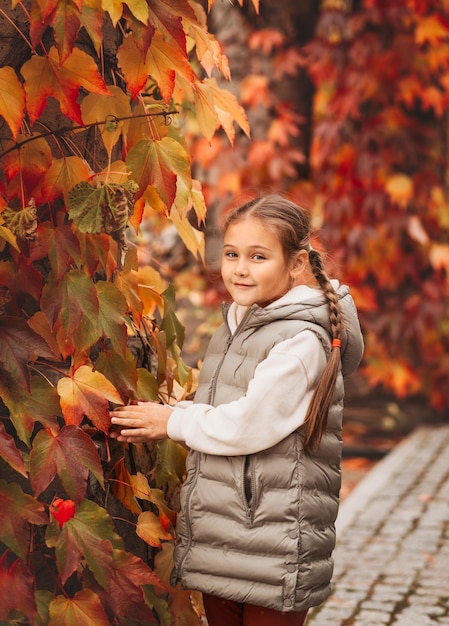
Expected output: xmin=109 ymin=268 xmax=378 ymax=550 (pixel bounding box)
xmin=172 ymin=288 xmax=362 ymax=612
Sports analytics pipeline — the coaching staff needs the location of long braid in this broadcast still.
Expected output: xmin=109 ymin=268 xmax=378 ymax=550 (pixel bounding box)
xmin=303 ymin=248 xmax=343 ymax=451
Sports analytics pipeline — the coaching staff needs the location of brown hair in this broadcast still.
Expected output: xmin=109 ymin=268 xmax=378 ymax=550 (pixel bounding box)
xmin=224 ymin=194 xmax=343 ymax=451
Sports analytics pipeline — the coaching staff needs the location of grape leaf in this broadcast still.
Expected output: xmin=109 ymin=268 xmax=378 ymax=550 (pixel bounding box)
xmin=21 ymin=47 xmax=109 ymax=125
xmin=0 ymin=66 xmax=25 ymax=140
xmin=57 ymin=364 xmax=122 ymax=431
xmin=30 ymin=425 xmax=104 ymax=502
xmin=48 ymin=589 xmax=110 ymax=626
xmin=0 ymin=479 xmax=48 ymax=561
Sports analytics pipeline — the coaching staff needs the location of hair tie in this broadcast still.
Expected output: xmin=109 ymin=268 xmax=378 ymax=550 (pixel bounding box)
xmin=332 ymin=338 xmax=341 ymax=349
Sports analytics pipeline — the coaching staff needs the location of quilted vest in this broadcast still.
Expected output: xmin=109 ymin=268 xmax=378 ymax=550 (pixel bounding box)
xmin=172 ymin=293 xmax=357 ymax=612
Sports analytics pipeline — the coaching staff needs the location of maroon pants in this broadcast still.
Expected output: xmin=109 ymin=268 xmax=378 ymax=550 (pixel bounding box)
xmin=203 ymin=594 xmax=308 ymax=626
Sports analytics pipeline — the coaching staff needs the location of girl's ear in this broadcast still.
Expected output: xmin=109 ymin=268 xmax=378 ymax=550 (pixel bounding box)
xmin=289 ymin=249 xmax=309 ymax=280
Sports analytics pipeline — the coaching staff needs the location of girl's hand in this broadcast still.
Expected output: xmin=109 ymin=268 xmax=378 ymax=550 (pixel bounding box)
xmin=109 ymin=402 xmax=172 ymax=443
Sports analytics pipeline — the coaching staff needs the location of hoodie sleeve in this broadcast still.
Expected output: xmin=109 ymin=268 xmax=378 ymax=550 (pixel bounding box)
xmin=167 ymin=329 xmax=327 ymax=456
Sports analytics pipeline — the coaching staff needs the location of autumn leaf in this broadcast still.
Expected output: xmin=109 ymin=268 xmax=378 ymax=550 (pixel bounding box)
xmin=21 ymin=47 xmax=109 ymax=125
xmin=81 ymin=86 xmax=132 ymax=154
xmin=129 ymin=472 xmax=177 ymax=527
xmin=57 ymin=365 xmax=122 ymax=431
xmin=0 ymin=556 xmax=36 ymax=622
xmin=0 ymin=421 xmax=27 ymax=478
xmin=0 ymin=479 xmax=48 ymax=561
xmin=0 ymin=66 xmax=25 ymax=139
xmin=96 ymin=281 xmax=129 ymax=357
xmin=50 ymin=498 xmax=76 ymax=528
xmin=170 ymin=209 xmax=205 ymax=261
xmin=49 ymin=589 xmax=110 ymax=626
xmin=0 ymin=375 xmax=60 ymax=446
xmin=127 ymin=136 xmax=191 ymax=210
xmin=35 ymin=156 xmax=91 ymax=205
xmin=45 ymin=498 xmax=122 ymax=586
xmin=3 ymin=133 xmax=52 ymax=193
xmin=99 ymin=549 xmax=164 ymax=622
xmin=94 ymin=349 xmax=139 ymax=404
xmin=111 ymin=458 xmax=143 ymax=516
xmin=31 ymin=222 xmax=82 ymax=284
xmin=103 ymin=0 xmax=150 ymax=27
xmin=136 ymin=510 xmax=173 ymax=547
xmin=41 ymin=269 xmax=99 ymax=338
xmin=30 ymin=425 xmax=104 ymax=502
xmin=145 ymin=30 xmax=194 ymax=102
xmin=153 ymin=439 xmax=188 ymax=496
xmin=385 ymin=174 xmax=413 ymax=208
xmin=0 ymin=316 xmax=57 ymax=390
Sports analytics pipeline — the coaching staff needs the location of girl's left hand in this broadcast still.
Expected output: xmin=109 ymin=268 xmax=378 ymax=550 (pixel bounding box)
xmin=109 ymin=402 xmax=172 ymax=443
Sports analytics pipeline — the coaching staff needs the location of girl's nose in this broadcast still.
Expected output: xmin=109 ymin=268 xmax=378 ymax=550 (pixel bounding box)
xmin=234 ymin=259 xmax=248 ymax=276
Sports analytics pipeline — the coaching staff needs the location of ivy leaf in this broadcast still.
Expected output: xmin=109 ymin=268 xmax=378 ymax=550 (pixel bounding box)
xmin=94 ymin=349 xmax=139 ymax=404
xmin=96 ymin=281 xmax=129 ymax=357
xmin=0 ymin=421 xmax=27 ymax=477
xmin=81 ymin=86 xmax=132 ymax=155
xmin=21 ymin=47 xmax=109 ymax=125
xmin=194 ymin=77 xmax=250 ymax=145
xmin=153 ymin=440 xmax=187 ymax=496
xmin=43 ymin=0 xmax=84 ymax=64
xmin=45 ymin=499 xmax=123 ymax=586
xmin=36 ymin=156 xmax=91 ymax=205
xmin=111 ymin=458 xmax=143 ymax=516
xmin=57 ymin=364 xmax=122 ymax=431
xmin=30 ymin=425 xmax=104 ymax=502
xmin=0 ymin=375 xmax=60 ymax=446
xmin=170 ymin=209 xmax=205 ymax=261
xmin=147 ymin=0 xmax=191 ymax=54
xmin=0 ymin=66 xmax=25 ymax=140
xmin=0 ymin=316 xmax=56 ymax=390
xmin=136 ymin=511 xmax=173 ymax=547
xmin=32 ymin=222 xmax=82 ymax=284
xmin=103 ymin=0 xmax=150 ymax=26
xmin=41 ymin=269 xmax=99 ymax=339
xmin=99 ymin=549 xmax=163 ymax=622
xmin=126 ymin=137 xmax=191 ymax=211
xmin=48 ymin=589 xmax=110 ymax=626
xmin=129 ymin=473 xmax=177 ymax=527
xmin=0 ymin=556 xmax=36 ymax=622
xmin=0 ymin=479 xmax=48 ymax=561
xmin=145 ymin=30 xmax=193 ymax=102
xmin=3 ymin=133 xmax=52 ymax=193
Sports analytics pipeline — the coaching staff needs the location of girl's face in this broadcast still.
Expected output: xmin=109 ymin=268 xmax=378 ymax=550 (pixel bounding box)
xmin=221 ymin=217 xmax=307 ymax=307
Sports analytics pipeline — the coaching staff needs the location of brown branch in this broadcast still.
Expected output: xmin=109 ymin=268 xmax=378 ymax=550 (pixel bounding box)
xmin=0 ymin=110 xmax=178 ymax=160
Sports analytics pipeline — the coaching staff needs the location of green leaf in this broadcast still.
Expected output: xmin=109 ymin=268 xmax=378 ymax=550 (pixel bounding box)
xmin=0 ymin=479 xmax=48 ymax=561
xmin=153 ymin=440 xmax=187 ymax=496
xmin=94 ymin=349 xmax=139 ymax=404
xmin=161 ymin=284 xmax=185 ymax=349
xmin=46 ymin=499 xmax=123 ymax=586
xmin=96 ymin=281 xmax=129 ymax=358
xmin=30 ymin=425 xmax=104 ymax=502
xmin=136 ymin=368 xmax=159 ymax=401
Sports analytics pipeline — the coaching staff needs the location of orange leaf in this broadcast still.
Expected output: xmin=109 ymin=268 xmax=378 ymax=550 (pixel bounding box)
xmin=0 ymin=67 xmax=25 ymax=140
xmin=21 ymin=47 xmax=109 ymax=125
xmin=57 ymin=365 xmax=122 ymax=431
xmin=35 ymin=155 xmax=91 ymax=204
xmin=415 ymin=14 xmax=449 ymax=45
xmin=0 ymin=421 xmax=26 ymax=478
xmin=136 ymin=511 xmax=173 ymax=547
xmin=81 ymin=86 xmax=132 ymax=155
xmin=49 ymin=589 xmax=110 ymax=626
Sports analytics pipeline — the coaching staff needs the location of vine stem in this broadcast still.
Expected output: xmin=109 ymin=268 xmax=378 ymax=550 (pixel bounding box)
xmin=0 ymin=110 xmax=178 ymax=160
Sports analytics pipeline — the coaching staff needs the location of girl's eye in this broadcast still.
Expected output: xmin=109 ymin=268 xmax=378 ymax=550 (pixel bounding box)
xmin=224 ymin=251 xmax=238 ymax=258
xmin=252 ymin=254 xmax=266 ymax=261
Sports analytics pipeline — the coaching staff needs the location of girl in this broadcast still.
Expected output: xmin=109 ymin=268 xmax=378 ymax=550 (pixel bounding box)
xmin=110 ymin=194 xmax=364 ymax=626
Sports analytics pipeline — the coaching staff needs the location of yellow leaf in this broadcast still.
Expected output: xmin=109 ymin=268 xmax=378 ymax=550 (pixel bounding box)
xmin=81 ymin=86 xmax=132 ymax=154
xmin=136 ymin=511 xmax=173 ymax=547
xmin=49 ymin=589 xmax=110 ymax=626
xmin=57 ymin=365 xmax=122 ymax=431
xmin=170 ymin=209 xmax=205 ymax=261
xmin=195 ymin=77 xmax=250 ymax=145
xmin=415 ymin=14 xmax=449 ymax=44
xmin=0 ymin=67 xmax=25 ymax=139
xmin=136 ymin=265 xmax=166 ymax=316
xmin=384 ymin=174 xmax=413 ymax=208
xmin=145 ymin=30 xmax=194 ymax=103
xmin=102 ymin=0 xmax=149 ymax=26
xmin=36 ymin=156 xmax=91 ymax=204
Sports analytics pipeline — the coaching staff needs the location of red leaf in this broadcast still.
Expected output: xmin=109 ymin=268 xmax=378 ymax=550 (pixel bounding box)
xmin=50 ymin=498 xmax=76 ymax=528
xmin=30 ymin=424 xmax=104 ymax=502
xmin=21 ymin=47 xmax=109 ymax=125
xmin=0 ymin=555 xmax=36 ymax=621
xmin=0 ymin=421 xmax=26 ymax=477
xmin=48 ymin=589 xmax=110 ymax=626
